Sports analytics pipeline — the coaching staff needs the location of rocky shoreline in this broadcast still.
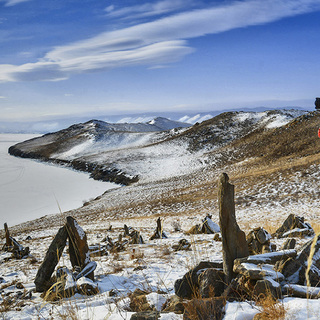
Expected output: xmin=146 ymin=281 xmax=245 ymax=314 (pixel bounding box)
xmin=8 ymin=145 xmax=139 ymax=186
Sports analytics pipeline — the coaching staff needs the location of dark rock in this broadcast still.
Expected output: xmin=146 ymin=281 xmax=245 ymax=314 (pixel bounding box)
xmin=130 ymin=311 xmax=160 ymax=320
xmin=130 ymin=230 xmax=144 ymax=245
xmin=66 ymin=216 xmax=94 ymax=281
xmin=213 ymin=233 xmax=222 ymax=241
xmin=4 ymin=223 xmax=12 ymax=247
xmin=281 ymin=238 xmax=296 ymax=250
xmin=253 ymin=279 xmax=282 ymax=300
xmin=198 ymin=268 xmax=225 ymax=298
xmin=150 ymin=218 xmax=167 ymax=240
xmin=174 ymin=261 xmax=223 ymax=299
xmin=34 ymin=226 xmax=68 ymax=292
xmin=218 ymin=173 xmax=249 ymax=284
xmin=133 ymin=266 xmax=147 ymax=271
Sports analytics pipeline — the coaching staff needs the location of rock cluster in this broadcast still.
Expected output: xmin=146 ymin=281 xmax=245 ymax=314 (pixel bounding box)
xmin=247 ymin=227 xmax=275 ymax=255
xmin=2 ymin=223 xmax=29 ymax=259
xmin=272 ymin=213 xmax=314 ymax=238
xmin=34 ymin=216 xmax=97 ymax=297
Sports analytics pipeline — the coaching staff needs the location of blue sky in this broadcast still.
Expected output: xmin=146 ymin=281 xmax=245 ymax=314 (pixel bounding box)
xmin=1 ymin=0 xmax=320 ymax=125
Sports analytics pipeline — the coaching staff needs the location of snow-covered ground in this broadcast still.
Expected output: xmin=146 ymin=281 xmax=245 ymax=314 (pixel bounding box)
xmin=0 ymin=134 xmax=117 ymax=227
xmin=1 ymin=110 xmax=320 ymax=319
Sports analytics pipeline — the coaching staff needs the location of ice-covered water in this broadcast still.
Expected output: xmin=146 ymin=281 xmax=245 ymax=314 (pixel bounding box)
xmin=0 ymin=134 xmax=117 ymax=227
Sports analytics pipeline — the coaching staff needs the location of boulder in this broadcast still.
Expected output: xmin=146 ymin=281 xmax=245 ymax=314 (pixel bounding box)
xmin=174 ymin=261 xmax=223 ymax=299
xmin=218 ymin=173 xmax=249 ymax=283
xmin=198 ymin=268 xmax=225 ymax=298
xmin=253 ymin=278 xmax=282 ymax=300
xmin=283 ymin=284 xmax=320 ymax=298
xmin=233 ymin=262 xmax=284 ymax=281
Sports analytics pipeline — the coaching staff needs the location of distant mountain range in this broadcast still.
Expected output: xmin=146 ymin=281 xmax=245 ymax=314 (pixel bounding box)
xmin=0 ymin=106 xmax=311 ymax=134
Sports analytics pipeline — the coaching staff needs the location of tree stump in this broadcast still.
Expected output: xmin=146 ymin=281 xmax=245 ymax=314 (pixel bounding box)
xmin=218 ymin=173 xmax=248 ymax=284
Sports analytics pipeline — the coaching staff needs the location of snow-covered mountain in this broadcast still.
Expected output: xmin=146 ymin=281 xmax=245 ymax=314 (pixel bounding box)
xmin=9 ymin=109 xmax=308 ymax=185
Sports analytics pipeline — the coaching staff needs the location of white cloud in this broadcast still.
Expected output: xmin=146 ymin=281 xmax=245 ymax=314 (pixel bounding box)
xmin=1 ymin=0 xmax=32 ymax=6
xmin=105 ymin=0 xmax=195 ymax=20
xmin=1 ymin=0 xmax=320 ymax=82
xmin=0 ymin=96 xmax=6 ymax=99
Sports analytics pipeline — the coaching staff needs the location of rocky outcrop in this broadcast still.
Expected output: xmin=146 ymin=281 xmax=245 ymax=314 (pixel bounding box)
xmin=218 ymin=173 xmax=249 ymax=283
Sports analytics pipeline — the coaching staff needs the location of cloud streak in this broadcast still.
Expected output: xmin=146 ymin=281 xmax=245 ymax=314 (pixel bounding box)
xmin=1 ymin=0 xmax=320 ymax=82
xmin=1 ymin=0 xmax=32 ymax=6
xmin=105 ymin=0 xmax=196 ymax=20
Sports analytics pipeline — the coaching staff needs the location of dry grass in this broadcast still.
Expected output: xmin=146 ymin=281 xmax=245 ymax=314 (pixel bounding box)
xmin=183 ymin=297 xmax=226 ymax=320
xmin=255 ymin=294 xmax=286 ymax=320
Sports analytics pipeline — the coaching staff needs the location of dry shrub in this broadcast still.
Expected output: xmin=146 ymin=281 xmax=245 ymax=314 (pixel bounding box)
xmin=255 ymin=294 xmax=286 ymax=320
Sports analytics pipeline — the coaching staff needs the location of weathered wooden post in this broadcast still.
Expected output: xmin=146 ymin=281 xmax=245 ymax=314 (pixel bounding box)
xmin=218 ymin=173 xmax=248 ymax=284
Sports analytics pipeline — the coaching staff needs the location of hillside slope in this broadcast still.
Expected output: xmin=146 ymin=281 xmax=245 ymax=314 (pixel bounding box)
xmin=8 ymin=108 xmax=320 ymax=234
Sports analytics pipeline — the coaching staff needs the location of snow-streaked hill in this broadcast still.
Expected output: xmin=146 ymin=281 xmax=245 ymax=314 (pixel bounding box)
xmin=8 ymin=110 xmax=308 ymax=184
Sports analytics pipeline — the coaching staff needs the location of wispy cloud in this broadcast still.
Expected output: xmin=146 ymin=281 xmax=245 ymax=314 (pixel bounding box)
xmin=0 ymin=95 xmax=6 ymax=99
xmin=1 ymin=0 xmax=32 ymax=7
xmin=105 ymin=0 xmax=196 ymax=20
xmin=1 ymin=0 xmax=320 ymax=82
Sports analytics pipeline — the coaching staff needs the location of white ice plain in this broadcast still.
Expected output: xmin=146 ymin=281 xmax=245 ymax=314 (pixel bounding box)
xmin=0 ymin=134 xmax=117 ymax=227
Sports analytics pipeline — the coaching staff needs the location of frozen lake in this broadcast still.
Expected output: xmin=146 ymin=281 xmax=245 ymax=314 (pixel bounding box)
xmin=0 ymin=134 xmax=117 ymax=227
